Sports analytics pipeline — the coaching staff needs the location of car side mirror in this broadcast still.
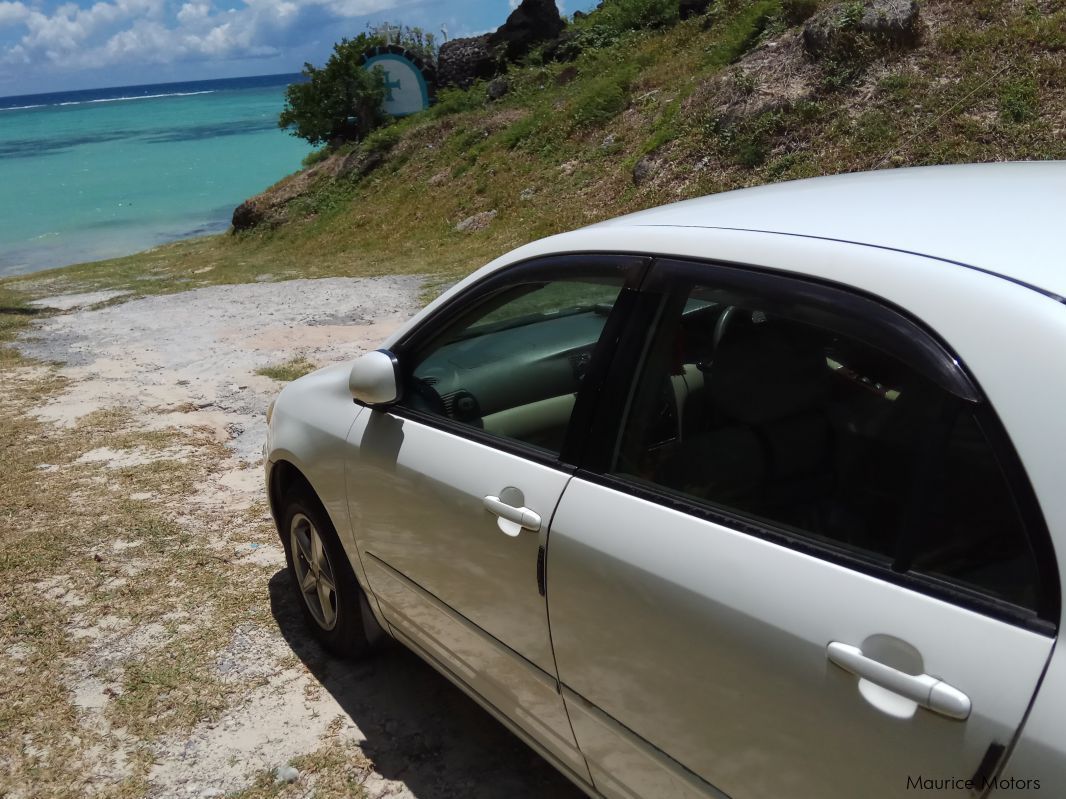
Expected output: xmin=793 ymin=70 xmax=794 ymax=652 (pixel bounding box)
xmin=349 ymin=350 xmax=402 ymax=407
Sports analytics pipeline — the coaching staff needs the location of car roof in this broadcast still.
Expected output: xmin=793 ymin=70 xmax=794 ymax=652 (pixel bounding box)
xmin=597 ymin=162 xmax=1066 ymax=299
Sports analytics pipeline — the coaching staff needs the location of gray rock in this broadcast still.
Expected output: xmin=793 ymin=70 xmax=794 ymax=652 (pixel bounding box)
xmin=803 ymin=0 xmax=920 ymax=57
xmin=487 ymin=77 xmax=511 ymax=101
xmin=632 ymin=155 xmax=661 ymax=186
xmin=275 ymin=765 xmax=300 ymax=784
xmin=489 ymin=0 xmax=565 ymax=62
xmin=438 ymin=35 xmax=498 ymax=89
xmin=455 ymin=210 xmax=498 ymax=233
xmin=601 ymin=133 xmax=618 ymax=149
xmin=519 ymin=188 xmax=536 ymax=201
xmin=231 ymin=199 xmax=264 ymax=233
xmin=860 ymin=0 xmax=921 ymax=47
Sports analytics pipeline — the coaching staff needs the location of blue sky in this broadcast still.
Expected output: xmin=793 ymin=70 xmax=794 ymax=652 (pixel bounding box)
xmin=0 ymin=0 xmax=598 ymax=96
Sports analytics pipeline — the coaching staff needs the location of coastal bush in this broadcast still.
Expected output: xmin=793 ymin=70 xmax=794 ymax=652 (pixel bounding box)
xmin=569 ymin=67 xmax=637 ymax=130
xmin=361 ymin=124 xmax=403 ymax=156
xmin=586 ymin=0 xmax=681 ymax=34
xmin=279 ymin=35 xmax=389 ymax=147
xmin=301 ymin=147 xmax=332 ymax=168
xmin=426 ymin=85 xmax=487 ymax=119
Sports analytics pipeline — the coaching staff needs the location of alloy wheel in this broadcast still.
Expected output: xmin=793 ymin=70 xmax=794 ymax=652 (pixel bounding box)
xmin=289 ymin=513 xmax=339 ymax=631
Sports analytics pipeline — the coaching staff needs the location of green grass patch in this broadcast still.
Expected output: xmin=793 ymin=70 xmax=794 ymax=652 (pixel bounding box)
xmin=705 ymin=0 xmax=782 ymax=69
xmin=999 ymin=77 xmax=1039 ymax=123
xmin=569 ymin=66 xmax=636 ymax=131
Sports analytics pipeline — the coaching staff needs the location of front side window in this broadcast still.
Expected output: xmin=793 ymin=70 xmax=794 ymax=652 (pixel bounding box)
xmin=400 ymin=275 xmax=625 ymax=456
xmin=612 ymin=279 xmax=1041 ymax=613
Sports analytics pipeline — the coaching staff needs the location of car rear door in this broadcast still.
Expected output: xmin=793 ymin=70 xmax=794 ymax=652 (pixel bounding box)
xmin=345 ymin=255 xmax=647 ymax=787
xmin=546 ymin=257 xmax=1058 ymax=799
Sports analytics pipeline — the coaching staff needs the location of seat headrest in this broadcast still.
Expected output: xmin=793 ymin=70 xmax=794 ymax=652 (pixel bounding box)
xmin=710 ymin=316 xmax=829 ymax=424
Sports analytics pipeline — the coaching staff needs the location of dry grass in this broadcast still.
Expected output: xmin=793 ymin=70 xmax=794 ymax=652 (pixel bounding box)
xmin=0 ymin=367 xmax=278 ymax=797
xmin=256 ymin=357 xmax=319 ymax=383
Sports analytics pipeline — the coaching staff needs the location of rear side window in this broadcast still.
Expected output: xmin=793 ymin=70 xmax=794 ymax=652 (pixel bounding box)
xmin=612 ymin=282 xmax=1042 ymax=613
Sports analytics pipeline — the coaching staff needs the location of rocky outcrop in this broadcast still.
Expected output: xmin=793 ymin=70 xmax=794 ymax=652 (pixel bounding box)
xmin=231 ymin=148 xmax=385 ymax=232
xmin=803 ymin=0 xmax=921 ymax=57
xmin=438 ymin=0 xmax=565 ymax=89
xmin=488 ymin=0 xmax=565 ymax=62
xmin=437 ymin=35 xmax=499 ymax=90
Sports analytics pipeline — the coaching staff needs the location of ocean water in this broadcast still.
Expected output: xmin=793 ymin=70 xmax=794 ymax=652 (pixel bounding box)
xmin=0 ymin=74 xmax=311 ymax=276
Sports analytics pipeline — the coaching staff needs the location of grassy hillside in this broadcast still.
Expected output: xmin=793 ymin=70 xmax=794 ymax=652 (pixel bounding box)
xmin=3 ymin=0 xmax=1064 ymax=304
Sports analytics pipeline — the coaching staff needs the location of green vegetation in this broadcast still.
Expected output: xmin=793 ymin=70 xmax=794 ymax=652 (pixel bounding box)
xmin=579 ymin=0 xmax=680 ymax=34
xmin=279 ymin=36 xmax=389 ymax=146
xmin=1 ymin=0 xmax=1063 ymax=305
xmin=279 ymin=23 xmax=441 ymax=148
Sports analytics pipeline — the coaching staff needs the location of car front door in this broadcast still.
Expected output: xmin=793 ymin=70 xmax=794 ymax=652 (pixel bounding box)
xmin=344 ymin=255 xmax=646 ymax=786
xmin=546 ymin=257 xmax=1058 ymax=798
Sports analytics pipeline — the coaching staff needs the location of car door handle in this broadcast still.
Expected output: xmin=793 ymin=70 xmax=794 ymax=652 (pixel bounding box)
xmin=827 ymin=641 xmax=971 ymax=720
xmin=483 ymin=495 xmax=541 ymax=536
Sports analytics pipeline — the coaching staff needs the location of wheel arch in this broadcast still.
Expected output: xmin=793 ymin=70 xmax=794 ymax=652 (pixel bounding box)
xmin=268 ymin=457 xmax=317 ymax=528
xmin=267 ymin=455 xmax=391 ymax=637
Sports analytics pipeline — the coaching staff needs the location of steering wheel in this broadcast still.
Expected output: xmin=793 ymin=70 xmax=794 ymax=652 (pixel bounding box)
xmin=407 ymin=376 xmax=448 ymax=416
xmin=713 ymin=305 xmax=739 ymax=352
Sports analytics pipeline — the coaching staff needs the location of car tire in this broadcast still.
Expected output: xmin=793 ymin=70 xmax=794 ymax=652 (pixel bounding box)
xmin=280 ymin=487 xmax=382 ymax=659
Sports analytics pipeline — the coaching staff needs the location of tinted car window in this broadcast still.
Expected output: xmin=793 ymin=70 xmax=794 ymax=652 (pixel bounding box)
xmin=612 ymin=284 xmax=1040 ymax=612
xmin=401 ymin=277 xmax=624 ymax=455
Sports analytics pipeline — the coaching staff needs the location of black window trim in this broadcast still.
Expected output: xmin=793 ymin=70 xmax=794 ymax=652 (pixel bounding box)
xmin=382 ymin=253 xmax=652 ymax=472
xmin=580 ymin=255 xmax=1060 ymax=635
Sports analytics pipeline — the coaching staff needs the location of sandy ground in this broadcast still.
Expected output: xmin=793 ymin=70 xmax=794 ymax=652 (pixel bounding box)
xmin=11 ymin=278 xmax=582 ymax=799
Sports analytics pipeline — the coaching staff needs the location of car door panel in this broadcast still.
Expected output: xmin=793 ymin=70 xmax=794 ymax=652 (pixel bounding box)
xmin=363 ymin=551 xmax=587 ymax=777
xmin=345 ymin=409 xmax=589 ymax=778
xmin=547 ymin=477 xmax=1054 ymax=799
xmin=562 ymin=686 xmax=725 ymax=799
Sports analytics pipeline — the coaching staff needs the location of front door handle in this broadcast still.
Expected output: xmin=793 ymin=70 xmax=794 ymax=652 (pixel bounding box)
xmin=827 ymin=641 xmax=971 ymax=720
xmin=483 ymin=495 xmax=541 ymax=536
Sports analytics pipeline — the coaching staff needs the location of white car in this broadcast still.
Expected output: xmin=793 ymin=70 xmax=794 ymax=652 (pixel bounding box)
xmin=265 ymin=162 xmax=1065 ymax=798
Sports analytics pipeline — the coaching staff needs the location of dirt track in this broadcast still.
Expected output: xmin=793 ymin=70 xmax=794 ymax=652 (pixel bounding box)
xmin=6 ymin=278 xmax=582 ymax=798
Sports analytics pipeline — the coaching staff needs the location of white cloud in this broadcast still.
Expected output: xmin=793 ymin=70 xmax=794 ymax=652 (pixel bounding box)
xmin=0 ymin=0 xmax=30 ymax=27
xmin=0 ymin=0 xmax=429 ymax=75
xmin=175 ymin=1 xmax=209 ymax=24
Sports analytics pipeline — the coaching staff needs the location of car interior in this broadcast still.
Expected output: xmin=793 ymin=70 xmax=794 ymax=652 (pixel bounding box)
xmin=614 ymin=288 xmax=1040 ymax=612
xmin=401 ymin=277 xmax=1040 ymax=612
xmin=405 ymin=280 xmax=621 ymax=454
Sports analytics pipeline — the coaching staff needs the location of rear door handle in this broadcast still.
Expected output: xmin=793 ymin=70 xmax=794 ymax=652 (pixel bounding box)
xmin=483 ymin=495 xmax=542 ymax=536
xmin=827 ymin=641 xmax=971 ymax=720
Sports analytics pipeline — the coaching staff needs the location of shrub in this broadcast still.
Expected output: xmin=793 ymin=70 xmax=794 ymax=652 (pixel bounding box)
xmin=279 ymin=36 xmax=389 ymax=146
xmin=301 ymin=147 xmax=331 ymax=168
xmin=361 ymin=124 xmax=403 ymax=156
xmin=593 ymin=0 xmax=681 ymax=32
xmin=570 ymin=69 xmax=636 ymax=130
xmin=573 ymin=0 xmax=680 ymax=41
xmin=427 ymin=85 xmax=488 ymax=119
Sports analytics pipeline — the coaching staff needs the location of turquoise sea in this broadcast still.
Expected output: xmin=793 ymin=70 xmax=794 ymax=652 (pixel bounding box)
xmin=0 ymin=74 xmax=310 ymax=276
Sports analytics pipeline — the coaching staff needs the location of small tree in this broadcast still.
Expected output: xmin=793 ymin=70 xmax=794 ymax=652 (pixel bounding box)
xmin=279 ymin=36 xmax=389 ymax=147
